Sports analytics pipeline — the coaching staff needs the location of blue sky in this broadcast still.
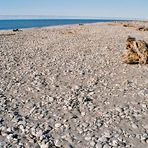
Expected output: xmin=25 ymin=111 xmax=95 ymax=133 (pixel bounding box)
xmin=0 ymin=0 xmax=148 ymax=19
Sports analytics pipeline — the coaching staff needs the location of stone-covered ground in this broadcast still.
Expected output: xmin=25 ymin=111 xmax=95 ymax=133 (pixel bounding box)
xmin=0 ymin=22 xmax=148 ymax=148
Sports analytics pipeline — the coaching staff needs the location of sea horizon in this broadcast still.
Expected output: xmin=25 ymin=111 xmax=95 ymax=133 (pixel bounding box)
xmin=0 ymin=15 xmax=142 ymax=20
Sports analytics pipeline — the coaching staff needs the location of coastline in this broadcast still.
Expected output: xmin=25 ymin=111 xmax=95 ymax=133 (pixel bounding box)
xmin=0 ymin=21 xmax=102 ymax=32
xmin=0 ymin=19 xmax=129 ymax=31
xmin=0 ymin=20 xmax=147 ymax=32
xmin=0 ymin=21 xmax=148 ymax=147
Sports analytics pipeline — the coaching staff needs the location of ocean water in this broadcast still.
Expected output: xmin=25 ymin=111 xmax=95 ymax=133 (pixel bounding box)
xmin=0 ymin=19 xmax=123 ymax=30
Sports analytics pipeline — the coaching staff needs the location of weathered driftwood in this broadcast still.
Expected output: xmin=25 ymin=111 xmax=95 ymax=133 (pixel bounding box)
xmin=137 ymin=26 xmax=148 ymax=31
xmin=121 ymin=36 xmax=148 ymax=64
xmin=123 ymin=23 xmax=135 ymax=28
xmin=13 ymin=29 xmax=22 ymax=32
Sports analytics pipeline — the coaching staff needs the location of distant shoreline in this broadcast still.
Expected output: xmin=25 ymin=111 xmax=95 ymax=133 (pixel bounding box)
xmin=0 ymin=19 xmax=129 ymax=31
xmin=0 ymin=20 xmax=147 ymax=32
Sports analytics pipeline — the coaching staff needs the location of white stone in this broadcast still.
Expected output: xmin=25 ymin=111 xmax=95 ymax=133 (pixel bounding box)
xmin=55 ymin=123 xmax=62 ymax=128
xmin=103 ymin=144 xmax=110 ymax=148
xmin=55 ymin=139 xmax=62 ymax=147
xmin=81 ymin=112 xmax=86 ymax=116
xmin=96 ymin=142 xmax=103 ymax=148
xmin=131 ymin=123 xmax=138 ymax=129
xmin=47 ymin=96 xmax=54 ymax=102
xmin=6 ymin=134 xmax=13 ymax=141
xmin=112 ymin=139 xmax=118 ymax=146
xmin=85 ymin=136 xmax=92 ymax=141
xmin=90 ymin=141 xmax=95 ymax=146
xmin=145 ymin=139 xmax=148 ymax=144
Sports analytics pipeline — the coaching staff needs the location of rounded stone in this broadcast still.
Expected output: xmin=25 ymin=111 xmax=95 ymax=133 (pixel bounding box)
xmin=90 ymin=140 xmax=95 ymax=146
xmin=47 ymin=96 xmax=54 ymax=102
xmin=111 ymin=139 xmax=118 ymax=146
xmin=145 ymin=138 xmax=148 ymax=144
xmin=55 ymin=123 xmax=62 ymax=128
xmin=54 ymin=139 xmax=62 ymax=147
xmin=85 ymin=136 xmax=92 ymax=141
xmin=103 ymin=144 xmax=110 ymax=148
xmin=96 ymin=142 xmax=103 ymax=148
xmin=131 ymin=123 xmax=138 ymax=129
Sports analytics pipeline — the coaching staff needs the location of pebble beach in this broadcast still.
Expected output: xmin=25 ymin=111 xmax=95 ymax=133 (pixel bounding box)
xmin=0 ymin=21 xmax=148 ymax=148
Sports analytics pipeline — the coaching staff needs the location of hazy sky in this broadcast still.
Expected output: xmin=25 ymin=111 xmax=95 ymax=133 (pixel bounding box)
xmin=0 ymin=0 xmax=148 ymax=19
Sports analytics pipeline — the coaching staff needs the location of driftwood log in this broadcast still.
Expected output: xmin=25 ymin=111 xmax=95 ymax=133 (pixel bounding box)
xmin=121 ymin=36 xmax=148 ymax=64
xmin=137 ymin=26 xmax=148 ymax=31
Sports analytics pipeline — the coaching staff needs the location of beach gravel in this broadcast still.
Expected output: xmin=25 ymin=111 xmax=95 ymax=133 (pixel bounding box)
xmin=0 ymin=21 xmax=148 ymax=148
